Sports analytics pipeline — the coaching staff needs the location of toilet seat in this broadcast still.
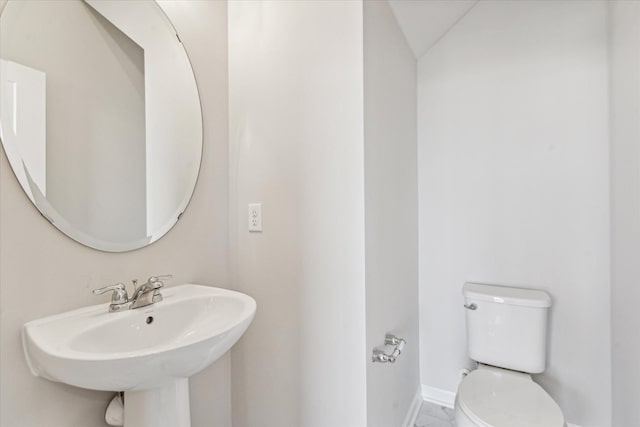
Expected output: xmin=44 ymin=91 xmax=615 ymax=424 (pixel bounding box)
xmin=457 ymin=365 xmax=565 ymax=427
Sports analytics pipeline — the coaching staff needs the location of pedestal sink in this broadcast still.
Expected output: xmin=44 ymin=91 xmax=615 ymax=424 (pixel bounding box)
xmin=22 ymin=284 xmax=256 ymax=427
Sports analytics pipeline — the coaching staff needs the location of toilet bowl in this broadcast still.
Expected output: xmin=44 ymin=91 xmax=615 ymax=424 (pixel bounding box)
xmin=456 ymin=283 xmax=566 ymax=427
xmin=455 ymin=365 xmax=565 ymax=427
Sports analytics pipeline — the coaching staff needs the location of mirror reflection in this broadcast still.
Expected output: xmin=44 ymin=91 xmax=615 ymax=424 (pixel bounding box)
xmin=0 ymin=0 xmax=203 ymax=252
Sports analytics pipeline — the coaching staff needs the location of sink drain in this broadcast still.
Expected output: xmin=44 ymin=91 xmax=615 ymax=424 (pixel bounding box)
xmin=146 ymin=316 xmax=154 ymax=324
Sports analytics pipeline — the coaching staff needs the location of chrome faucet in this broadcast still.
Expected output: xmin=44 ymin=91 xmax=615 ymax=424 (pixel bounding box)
xmin=93 ymin=275 xmax=172 ymax=312
xmin=129 ymin=275 xmax=171 ymax=310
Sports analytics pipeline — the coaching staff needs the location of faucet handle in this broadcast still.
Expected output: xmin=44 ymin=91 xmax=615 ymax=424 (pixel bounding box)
xmin=93 ymin=283 xmax=128 ymax=304
xmin=148 ymin=274 xmax=172 ymax=287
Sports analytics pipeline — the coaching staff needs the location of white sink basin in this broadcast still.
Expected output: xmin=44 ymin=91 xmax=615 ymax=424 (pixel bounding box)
xmin=23 ymin=284 xmax=256 ymax=427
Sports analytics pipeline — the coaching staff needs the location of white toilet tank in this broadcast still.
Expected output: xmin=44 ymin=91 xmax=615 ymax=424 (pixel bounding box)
xmin=463 ymin=283 xmax=552 ymax=374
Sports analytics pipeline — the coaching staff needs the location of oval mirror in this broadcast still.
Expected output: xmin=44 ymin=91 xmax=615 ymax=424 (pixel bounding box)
xmin=0 ymin=0 xmax=202 ymax=252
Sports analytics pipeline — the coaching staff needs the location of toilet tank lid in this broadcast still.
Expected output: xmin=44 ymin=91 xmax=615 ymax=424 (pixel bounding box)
xmin=463 ymin=283 xmax=552 ymax=308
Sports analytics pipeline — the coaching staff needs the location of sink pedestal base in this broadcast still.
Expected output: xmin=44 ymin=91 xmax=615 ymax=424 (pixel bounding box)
xmin=124 ymin=378 xmax=191 ymax=427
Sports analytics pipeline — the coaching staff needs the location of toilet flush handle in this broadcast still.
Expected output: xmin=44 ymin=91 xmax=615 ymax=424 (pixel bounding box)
xmin=464 ymin=303 xmax=477 ymax=310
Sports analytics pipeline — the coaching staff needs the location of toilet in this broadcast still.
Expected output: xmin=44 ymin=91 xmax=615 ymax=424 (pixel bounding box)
xmin=455 ymin=282 xmax=566 ymax=427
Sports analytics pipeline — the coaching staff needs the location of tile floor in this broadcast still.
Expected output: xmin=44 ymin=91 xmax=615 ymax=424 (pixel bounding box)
xmin=414 ymin=401 xmax=456 ymax=427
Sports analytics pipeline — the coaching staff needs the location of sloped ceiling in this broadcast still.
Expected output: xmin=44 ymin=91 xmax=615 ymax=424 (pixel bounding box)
xmin=388 ymin=0 xmax=478 ymax=59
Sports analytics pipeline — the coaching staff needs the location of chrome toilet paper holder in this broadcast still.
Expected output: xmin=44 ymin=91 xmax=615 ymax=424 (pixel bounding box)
xmin=372 ymin=334 xmax=406 ymax=363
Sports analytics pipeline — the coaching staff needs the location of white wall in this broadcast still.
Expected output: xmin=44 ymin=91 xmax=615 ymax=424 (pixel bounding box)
xmin=387 ymin=0 xmax=476 ymax=60
xmin=0 ymin=1 xmax=231 ymax=426
xmin=363 ymin=2 xmax=420 ymax=426
xmin=609 ymin=2 xmax=640 ymax=426
xmin=228 ymin=1 xmax=367 ymax=426
xmin=417 ymin=2 xmax=611 ymax=426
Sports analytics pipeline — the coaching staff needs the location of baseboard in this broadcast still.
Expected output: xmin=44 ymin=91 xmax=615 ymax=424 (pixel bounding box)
xmin=421 ymin=384 xmax=456 ymax=409
xmin=401 ymin=387 xmax=423 ymax=427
